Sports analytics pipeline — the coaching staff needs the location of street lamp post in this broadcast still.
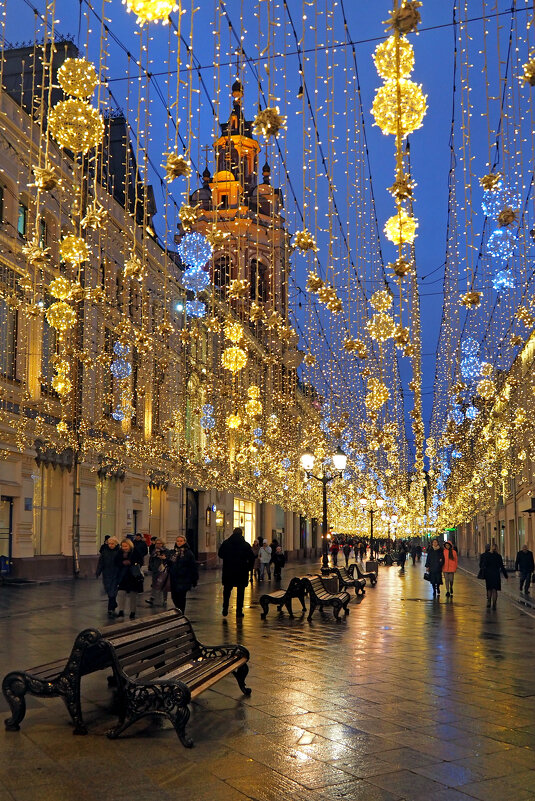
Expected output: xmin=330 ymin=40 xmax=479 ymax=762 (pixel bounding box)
xmin=359 ymin=497 xmax=385 ymax=554
xmin=301 ymin=446 xmax=347 ymax=573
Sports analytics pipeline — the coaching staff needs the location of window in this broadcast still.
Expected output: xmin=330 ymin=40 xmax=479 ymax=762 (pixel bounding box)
xmin=96 ymin=476 xmax=117 ymax=546
xmin=32 ymin=464 xmax=63 ymax=555
xmin=233 ymin=498 xmax=255 ymax=544
xmin=250 ymin=259 xmax=268 ymax=303
xmin=38 ymin=218 xmax=47 ymax=248
xmin=41 ymin=300 xmax=57 ymax=390
xmin=185 ymin=376 xmax=203 ymax=454
xmin=17 ymin=202 xmax=27 ymax=238
xmin=0 ymin=297 xmax=16 ymax=378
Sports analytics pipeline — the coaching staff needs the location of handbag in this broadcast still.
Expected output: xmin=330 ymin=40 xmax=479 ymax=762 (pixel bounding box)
xmin=131 ymin=564 xmax=144 ymax=580
xmin=477 ymin=568 xmax=485 ymax=580
xmin=423 ymin=572 xmax=431 ymax=582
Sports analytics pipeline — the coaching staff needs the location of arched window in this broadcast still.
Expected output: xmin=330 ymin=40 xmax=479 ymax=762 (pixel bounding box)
xmin=213 ymin=256 xmax=231 ymax=291
xmin=250 ymin=259 xmax=268 ymax=303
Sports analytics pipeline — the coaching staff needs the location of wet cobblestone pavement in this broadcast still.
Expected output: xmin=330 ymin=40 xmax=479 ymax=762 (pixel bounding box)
xmin=1 ymin=557 xmax=535 ymax=801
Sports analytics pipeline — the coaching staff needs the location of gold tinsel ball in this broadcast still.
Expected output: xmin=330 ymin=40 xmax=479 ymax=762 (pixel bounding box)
xmin=384 ymin=209 xmax=418 ymax=245
xmin=124 ymin=0 xmax=178 ymax=23
xmin=372 ymin=78 xmax=427 ymax=136
xmin=49 ymin=276 xmax=73 ymax=300
xmin=57 ymin=58 xmax=99 ymax=99
xmin=373 ymin=35 xmax=414 ymax=80
xmin=292 ymin=229 xmax=318 ymax=253
xmin=477 ymin=378 xmax=496 ymax=400
xmin=480 ymin=362 xmax=493 ymax=377
xmin=60 ymin=235 xmax=90 ymax=264
xmin=365 ymin=378 xmax=390 ymax=411
xmin=226 ymin=413 xmax=242 ymax=429
xmin=48 ymin=99 xmax=104 ymax=154
xmin=370 ymin=289 xmax=393 ymax=312
xmin=246 ymin=399 xmax=263 ymax=417
xmin=253 ymin=106 xmax=286 ymax=139
xmin=247 ymin=385 xmax=260 ymax=399
xmin=221 ymin=346 xmax=247 ymax=373
xmin=224 ymin=321 xmax=244 ymax=343
xmin=367 ymin=312 xmax=396 ymax=342
xmin=46 ymin=301 xmax=76 ymax=331
xmin=52 ymin=372 xmax=72 ymax=396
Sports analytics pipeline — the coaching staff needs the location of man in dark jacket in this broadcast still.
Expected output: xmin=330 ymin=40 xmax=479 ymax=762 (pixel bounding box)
xmin=167 ymin=535 xmax=198 ymax=614
xmin=133 ymin=532 xmax=149 ymax=565
xmin=515 ymin=543 xmax=535 ymax=595
xmin=218 ymin=527 xmax=255 ymax=618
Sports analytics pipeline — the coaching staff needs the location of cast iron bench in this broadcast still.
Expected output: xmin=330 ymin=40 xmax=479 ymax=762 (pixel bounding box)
xmin=348 ymin=562 xmax=378 ymax=586
xmin=328 ymin=565 xmax=366 ymax=594
xmin=259 ymin=576 xmax=306 ymax=619
xmin=301 ymin=575 xmax=351 ymax=621
xmin=3 ymin=609 xmax=251 ymax=747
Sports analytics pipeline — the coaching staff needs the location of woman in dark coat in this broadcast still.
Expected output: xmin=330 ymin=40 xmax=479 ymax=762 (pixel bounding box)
xmin=167 ymin=535 xmax=198 ymax=614
xmin=96 ymin=536 xmax=121 ymax=617
xmin=425 ymin=538 xmax=444 ymax=597
xmin=480 ymin=543 xmax=508 ymax=609
xmin=218 ymin=527 xmax=255 ymax=618
xmin=116 ymin=538 xmax=144 ymax=619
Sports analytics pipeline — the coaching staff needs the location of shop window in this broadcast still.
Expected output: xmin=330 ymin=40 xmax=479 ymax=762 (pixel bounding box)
xmin=41 ymin=299 xmax=57 ymax=390
xmin=38 ymin=218 xmax=47 ymax=248
xmin=96 ymin=476 xmax=117 ymax=546
xmin=32 ymin=464 xmax=63 ymax=555
xmin=0 ymin=297 xmax=16 ymax=378
xmin=148 ymin=485 xmax=166 ymax=538
xmin=233 ymin=498 xmax=255 ymax=544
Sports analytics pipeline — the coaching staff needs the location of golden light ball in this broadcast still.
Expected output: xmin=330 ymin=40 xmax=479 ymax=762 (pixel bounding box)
xmin=224 ymin=321 xmax=244 ymax=344
xmin=247 ymin=385 xmax=260 ymax=399
xmin=46 ymin=301 xmax=76 ymax=332
xmin=477 ymin=378 xmax=496 ymax=400
xmin=60 ymin=235 xmax=90 ymax=264
xmin=57 ymin=58 xmax=99 ymax=99
xmin=124 ymin=0 xmax=178 ymax=23
xmin=246 ymin=399 xmax=263 ymax=417
xmin=221 ymin=346 xmax=247 ymax=373
xmin=226 ymin=413 xmax=242 ymax=429
xmin=370 ymin=289 xmax=393 ymax=312
xmin=372 ymin=78 xmax=427 ymax=136
xmin=367 ymin=312 xmax=396 ymax=342
xmin=49 ymin=276 xmax=73 ymax=300
xmin=384 ymin=209 xmax=418 ymax=245
xmin=373 ymin=35 xmax=414 ymax=80
xmin=48 ymin=99 xmax=104 ymax=154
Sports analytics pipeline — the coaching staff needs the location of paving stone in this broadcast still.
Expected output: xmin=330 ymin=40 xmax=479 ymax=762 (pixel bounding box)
xmin=2 ymin=558 xmax=535 ymax=800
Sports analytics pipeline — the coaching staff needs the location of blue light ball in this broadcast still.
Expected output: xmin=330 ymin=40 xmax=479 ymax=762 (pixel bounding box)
xmin=201 ymin=416 xmax=215 ymax=430
xmin=451 ymin=450 xmax=462 ymax=459
xmin=461 ymin=356 xmax=481 ymax=381
xmin=113 ymin=341 xmax=130 ymax=357
xmin=202 ymin=404 xmax=214 ymax=416
xmin=492 ymin=269 xmax=515 ymax=292
xmin=465 ymin=405 xmax=479 ymax=420
xmin=253 ymin=428 xmax=263 ymax=438
xmin=449 ymin=407 xmax=464 ymax=425
xmin=112 ymin=405 xmax=125 ymax=421
xmin=110 ymin=358 xmax=132 ymax=379
xmin=177 ymin=232 xmax=213 ymax=269
xmin=182 ymin=266 xmax=210 ymax=294
xmin=185 ymin=299 xmax=206 ymax=318
xmin=281 ymin=457 xmax=291 ymax=469
xmin=461 ymin=337 xmax=479 ymax=356
xmin=481 ymin=187 xmax=518 ymax=220
xmin=487 ymin=228 xmax=516 ymax=262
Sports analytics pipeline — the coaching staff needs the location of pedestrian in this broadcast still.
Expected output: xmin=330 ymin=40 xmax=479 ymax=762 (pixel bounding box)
xmin=116 ymin=538 xmax=144 ymax=619
xmin=133 ymin=532 xmax=149 ymax=565
xmin=480 ymin=543 xmax=508 ymax=609
xmin=218 ymin=527 xmax=255 ymax=618
xmin=145 ymin=538 xmax=170 ymax=607
xmin=359 ymin=541 xmax=366 ymax=562
xmin=410 ymin=543 xmax=418 ymax=566
xmin=272 ymin=545 xmax=286 ymax=580
xmin=148 ymin=536 xmax=158 ymax=555
xmin=515 ymin=543 xmax=534 ymax=596
xmin=250 ymin=537 xmax=260 ymax=582
xmin=166 ymin=534 xmax=198 ymax=614
xmin=259 ymin=539 xmax=272 ymax=580
xmin=415 ymin=544 xmax=423 ymax=562
xmin=342 ymin=541 xmax=351 ymax=568
xmin=425 ymin=538 xmax=444 ymax=598
xmin=442 ymin=541 xmax=458 ymax=597
xmin=330 ymin=540 xmax=339 ymax=566
xmin=96 ymin=536 xmax=121 ymax=617
xmin=398 ymin=541 xmax=407 ymax=571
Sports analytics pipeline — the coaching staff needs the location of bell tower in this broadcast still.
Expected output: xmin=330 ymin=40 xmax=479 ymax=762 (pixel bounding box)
xmin=187 ymin=80 xmax=288 ymax=317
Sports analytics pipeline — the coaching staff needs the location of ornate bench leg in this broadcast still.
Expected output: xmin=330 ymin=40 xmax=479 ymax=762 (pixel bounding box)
xmin=60 ymin=679 xmax=87 ymax=735
xmin=284 ymin=597 xmax=294 ymax=618
xmin=344 ymin=601 xmax=350 ymax=615
xmin=3 ymin=672 xmax=28 ymax=731
xmin=298 ymin=592 xmax=307 ymax=612
xmin=307 ymin=599 xmax=317 ymax=621
xmin=170 ymin=705 xmax=193 ymax=748
xmin=333 ymin=603 xmax=341 ymax=621
xmin=233 ymin=663 xmax=251 ymax=696
xmin=260 ymin=599 xmax=269 ymax=619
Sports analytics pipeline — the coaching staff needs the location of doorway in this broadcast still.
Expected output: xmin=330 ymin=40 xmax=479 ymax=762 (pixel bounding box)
xmin=0 ymin=496 xmax=13 ymax=575
xmin=185 ymin=488 xmax=198 ymax=557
